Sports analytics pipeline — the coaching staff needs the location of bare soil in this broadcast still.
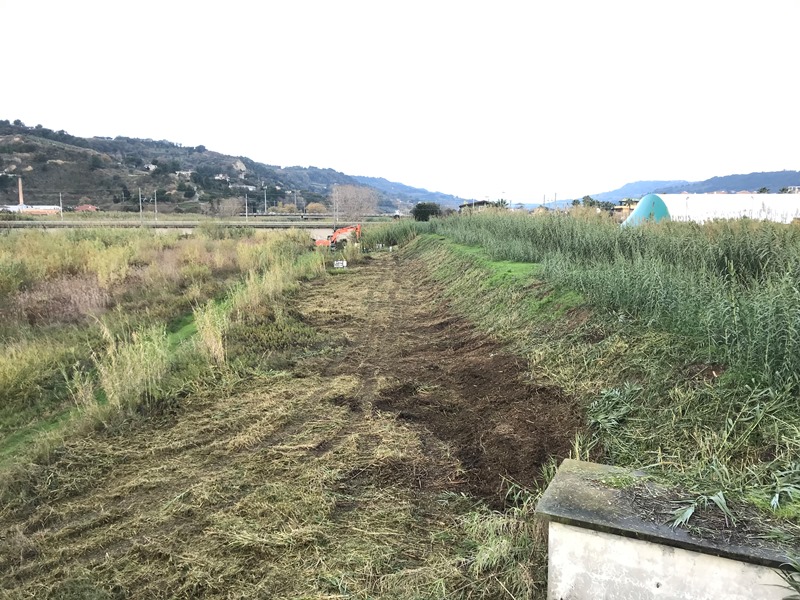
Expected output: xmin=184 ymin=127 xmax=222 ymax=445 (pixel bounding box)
xmin=295 ymin=252 xmax=582 ymax=504
xmin=0 ymin=250 xmax=581 ymax=597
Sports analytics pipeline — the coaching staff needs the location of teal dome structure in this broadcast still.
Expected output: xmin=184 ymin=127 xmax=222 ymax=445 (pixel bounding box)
xmin=621 ymin=194 xmax=671 ymax=227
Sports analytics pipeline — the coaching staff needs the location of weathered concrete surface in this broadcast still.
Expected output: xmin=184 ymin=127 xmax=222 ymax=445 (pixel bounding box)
xmin=547 ymin=522 xmax=787 ymax=600
xmin=537 ymin=460 xmax=796 ymax=599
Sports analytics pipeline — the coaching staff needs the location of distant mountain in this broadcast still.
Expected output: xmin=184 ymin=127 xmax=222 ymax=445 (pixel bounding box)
xmin=352 ymin=175 xmax=468 ymax=208
xmin=0 ymin=120 xmax=433 ymax=214
xmin=541 ymin=199 xmax=575 ymax=210
xmin=591 ymin=180 xmax=689 ymax=204
xmin=654 ymin=171 xmax=800 ymax=194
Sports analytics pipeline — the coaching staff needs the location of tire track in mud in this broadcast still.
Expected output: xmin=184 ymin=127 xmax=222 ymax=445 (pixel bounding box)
xmin=295 ymin=252 xmax=583 ymax=503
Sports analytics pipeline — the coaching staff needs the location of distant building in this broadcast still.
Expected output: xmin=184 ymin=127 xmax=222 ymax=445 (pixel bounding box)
xmin=74 ymin=204 xmax=99 ymax=212
xmin=611 ymin=202 xmax=638 ymax=223
xmin=1 ymin=204 xmax=61 ymax=215
xmin=458 ymin=200 xmax=494 ymax=213
xmin=0 ymin=176 xmax=61 ymax=215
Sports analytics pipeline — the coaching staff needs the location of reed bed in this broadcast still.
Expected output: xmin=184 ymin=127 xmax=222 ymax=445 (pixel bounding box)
xmin=427 ymin=212 xmax=800 ymax=392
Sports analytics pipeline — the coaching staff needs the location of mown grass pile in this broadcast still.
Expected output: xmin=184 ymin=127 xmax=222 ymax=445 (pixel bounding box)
xmin=0 ymin=370 xmax=546 ymax=599
xmin=373 ymin=212 xmax=800 ymax=532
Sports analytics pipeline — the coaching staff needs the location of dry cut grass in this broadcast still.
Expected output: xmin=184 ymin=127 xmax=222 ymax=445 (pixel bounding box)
xmin=0 ymin=372 xmax=545 ymax=599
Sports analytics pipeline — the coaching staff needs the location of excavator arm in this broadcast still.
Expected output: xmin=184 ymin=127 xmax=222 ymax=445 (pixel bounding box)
xmin=315 ymin=224 xmax=361 ymax=250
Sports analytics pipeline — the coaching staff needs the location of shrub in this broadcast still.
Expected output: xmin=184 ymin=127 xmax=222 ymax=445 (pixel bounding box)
xmin=411 ymin=202 xmax=441 ymax=221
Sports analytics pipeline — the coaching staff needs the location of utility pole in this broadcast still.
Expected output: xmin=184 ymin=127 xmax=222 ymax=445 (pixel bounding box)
xmin=59 ymin=192 xmax=63 ymax=219
xmin=154 ymin=190 xmax=158 ymax=221
xmin=245 ymin=193 xmax=248 ymax=220
xmin=264 ymin=189 xmax=267 ymax=214
xmin=138 ymin=188 xmax=143 ymax=222
xmin=333 ymin=190 xmax=338 ymax=229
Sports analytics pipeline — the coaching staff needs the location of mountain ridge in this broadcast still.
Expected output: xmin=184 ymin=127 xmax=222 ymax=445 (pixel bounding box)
xmin=589 ymin=171 xmax=800 ymax=204
xmin=3 ymin=119 xmax=797 ymax=212
xmin=0 ymin=120 xmax=458 ymax=213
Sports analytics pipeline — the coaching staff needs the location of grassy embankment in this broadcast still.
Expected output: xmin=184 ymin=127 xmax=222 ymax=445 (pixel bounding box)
xmin=1 ymin=225 xmax=550 ymax=599
xmin=364 ymin=213 xmax=800 ymax=535
xmin=0 ymin=224 xmax=315 ymax=461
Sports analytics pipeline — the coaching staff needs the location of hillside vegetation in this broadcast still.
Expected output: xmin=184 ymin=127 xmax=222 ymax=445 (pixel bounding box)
xmin=0 ymin=120 xmax=406 ymax=214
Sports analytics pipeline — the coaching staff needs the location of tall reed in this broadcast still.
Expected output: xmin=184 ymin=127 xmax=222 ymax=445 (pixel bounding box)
xmin=426 ymin=212 xmax=800 ymax=391
xmin=193 ymin=301 xmax=230 ymax=365
xmin=95 ymin=325 xmax=171 ymax=414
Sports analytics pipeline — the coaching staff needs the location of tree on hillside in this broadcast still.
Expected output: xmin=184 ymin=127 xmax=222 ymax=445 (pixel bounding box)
xmin=305 ymin=202 xmax=327 ymax=214
xmin=329 ymin=184 xmax=377 ymax=224
xmin=779 ymin=187 xmax=790 ymax=194
xmin=411 ymin=202 xmax=441 ymax=221
xmin=757 ymin=187 xmax=770 ymax=194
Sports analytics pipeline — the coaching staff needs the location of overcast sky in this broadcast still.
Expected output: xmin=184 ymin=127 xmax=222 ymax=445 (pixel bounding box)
xmin=3 ymin=1 xmax=798 ymax=202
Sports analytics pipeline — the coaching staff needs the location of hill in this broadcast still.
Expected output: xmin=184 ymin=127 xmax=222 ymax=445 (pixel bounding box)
xmin=654 ymin=170 xmax=800 ymax=194
xmin=591 ymin=180 xmax=689 ymax=204
xmin=352 ymin=175 xmax=468 ymax=209
xmin=0 ymin=120 xmax=420 ymax=214
xmin=590 ymin=172 xmax=800 ymax=205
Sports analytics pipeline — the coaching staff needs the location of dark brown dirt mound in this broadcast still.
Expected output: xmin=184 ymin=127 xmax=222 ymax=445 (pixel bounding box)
xmin=295 ymin=253 xmax=584 ymax=505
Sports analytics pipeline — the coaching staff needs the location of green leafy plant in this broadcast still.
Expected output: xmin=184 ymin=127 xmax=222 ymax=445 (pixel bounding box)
xmin=778 ymin=555 xmax=800 ymax=599
xmin=671 ymin=491 xmax=736 ymax=528
xmin=771 ymin=463 xmax=800 ymax=510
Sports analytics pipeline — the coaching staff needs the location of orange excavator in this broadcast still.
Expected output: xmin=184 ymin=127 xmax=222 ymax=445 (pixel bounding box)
xmin=315 ymin=224 xmax=361 ymax=250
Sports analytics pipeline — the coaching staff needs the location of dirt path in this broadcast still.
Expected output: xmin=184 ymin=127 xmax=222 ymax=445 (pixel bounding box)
xmin=295 ymin=251 xmax=582 ymax=502
xmin=0 ymin=249 xmax=581 ymax=597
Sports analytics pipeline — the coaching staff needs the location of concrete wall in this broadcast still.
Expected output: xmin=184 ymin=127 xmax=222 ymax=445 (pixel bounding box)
xmin=537 ymin=460 xmax=797 ymax=600
xmin=547 ymin=521 xmax=788 ymax=600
